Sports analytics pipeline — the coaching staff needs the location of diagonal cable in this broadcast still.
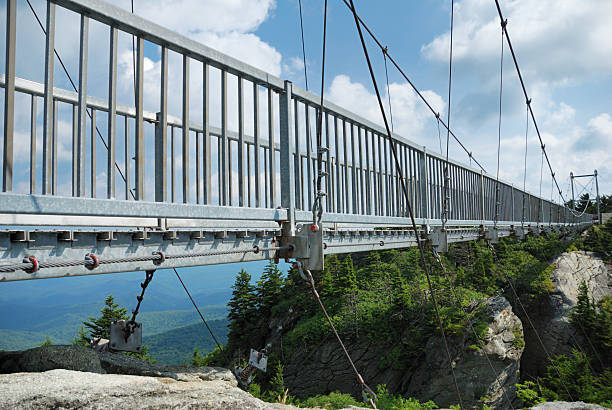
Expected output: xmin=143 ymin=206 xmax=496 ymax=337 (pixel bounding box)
xmin=345 ymin=0 xmax=463 ymax=407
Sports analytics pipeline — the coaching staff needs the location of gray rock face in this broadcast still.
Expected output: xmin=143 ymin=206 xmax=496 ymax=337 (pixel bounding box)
xmin=530 ymin=401 xmax=609 ymax=410
xmin=521 ymin=251 xmax=611 ymax=379
xmin=284 ymin=296 xmax=523 ymax=409
xmin=0 ymin=345 xmax=103 ymax=374
xmin=0 ymin=369 xmax=296 ymax=409
xmin=409 ymin=296 xmax=523 ymax=409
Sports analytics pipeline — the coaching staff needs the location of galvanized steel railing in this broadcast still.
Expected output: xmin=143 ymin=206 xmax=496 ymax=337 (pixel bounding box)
xmin=0 ymin=0 xmax=590 ymax=229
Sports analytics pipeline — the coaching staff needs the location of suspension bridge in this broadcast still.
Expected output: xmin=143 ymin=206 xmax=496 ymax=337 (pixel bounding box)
xmin=0 ymin=0 xmax=594 ymax=284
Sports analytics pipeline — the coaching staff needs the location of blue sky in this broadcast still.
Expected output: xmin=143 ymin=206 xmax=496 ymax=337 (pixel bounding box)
xmin=2 ymin=0 xmax=611 ymax=201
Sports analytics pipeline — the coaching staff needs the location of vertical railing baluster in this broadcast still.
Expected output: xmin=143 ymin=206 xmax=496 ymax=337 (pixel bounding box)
xmin=263 ymin=147 xmax=269 ymax=208
xmin=364 ymin=129 xmax=371 ymax=214
xmin=351 ymin=124 xmax=357 ymax=214
xmin=196 ymin=131 xmax=201 ymax=204
xmin=155 ymin=46 xmax=168 ymax=202
xmin=72 ymin=105 xmax=78 ymax=196
xmin=135 ymin=37 xmax=145 ymax=200
xmin=378 ymin=134 xmax=383 ymax=215
xmin=42 ymin=1 xmax=55 ymax=195
xmin=247 ymin=143 xmax=252 ymax=206
xmin=343 ymin=120 xmax=349 ymax=214
xmin=182 ymin=55 xmax=190 ymax=203
xmin=90 ymin=108 xmax=96 ymax=198
xmin=253 ymin=83 xmax=260 ymax=207
xmin=325 ymin=113 xmax=332 ymax=212
xmin=52 ymin=100 xmax=58 ymax=195
xmin=108 ymin=27 xmax=117 ymax=199
xmin=171 ymin=125 xmax=175 ymax=202
xmin=228 ymin=139 xmax=233 ymax=206
xmin=203 ymin=64 xmax=211 ymax=204
xmin=3 ymin=0 xmax=16 ymax=192
xmin=268 ymin=87 xmax=276 ymax=207
xmin=305 ymin=104 xmax=312 ymax=210
xmin=358 ymin=127 xmax=365 ymax=214
xmin=334 ymin=117 xmax=340 ymax=212
xmin=238 ymin=76 xmax=245 ymax=206
xmin=293 ymin=99 xmax=302 ymax=209
xmin=221 ymin=71 xmax=229 ymax=205
xmin=280 ymin=81 xmax=295 ymax=234
xmin=125 ymin=116 xmax=130 ymax=200
xmin=76 ymin=15 xmax=89 ymax=197
xmin=30 ymin=96 xmax=37 ymax=194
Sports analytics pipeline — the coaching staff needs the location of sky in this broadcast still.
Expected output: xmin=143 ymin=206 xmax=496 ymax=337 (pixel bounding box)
xmin=1 ymin=0 xmax=610 ymax=203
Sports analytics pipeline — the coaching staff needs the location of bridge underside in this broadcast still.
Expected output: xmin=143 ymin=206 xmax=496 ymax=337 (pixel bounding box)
xmin=0 ymin=195 xmax=588 ymax=281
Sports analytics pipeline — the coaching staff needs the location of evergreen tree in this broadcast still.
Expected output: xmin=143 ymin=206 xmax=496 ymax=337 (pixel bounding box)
xmin=571 ymin=281 xmax=597 ymax=330
xmin=256 ymin=261 xmax=284 ymax=316
xmin=227 ymin=269 xmax=257 ymax=348
xmin=76 ymin=295 xmax=129 ymax=344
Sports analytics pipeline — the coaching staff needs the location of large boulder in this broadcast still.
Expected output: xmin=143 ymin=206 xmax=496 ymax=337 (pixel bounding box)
xmin=530 ymin=401 xmax=609 ymax=410
xmin=521 ymin=251 xmax=611 ymax=379
xmin=408 ymin=296 xmax=523 ymax=409
xmin=0 ymin=345 xmax=103 ymax=374
xmin=0 ymin=369 xmax=296 ymax=409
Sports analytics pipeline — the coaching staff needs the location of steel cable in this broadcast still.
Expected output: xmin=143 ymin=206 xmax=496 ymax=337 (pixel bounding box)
xmin=494 ymin=24 xmax=505 ymax=227
xmin=431 ymin=248 xmax=514 ymax=410
xmin=0 ymin=245 xmax=289 ymax=274
xmin=339 ymin=0 xmax=486 ymax=173
xmin=346 ymin=0 xmax=463 ymax=407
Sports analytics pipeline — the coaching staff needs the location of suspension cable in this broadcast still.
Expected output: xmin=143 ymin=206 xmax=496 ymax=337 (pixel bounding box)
xmin=521 ymin=101 xmax=529 ymax=227
xmin=312 ymin=0 xmax=329 ymax=230
xmin=346 ymin=0 xmax=463 ymax=407
xmin=383 ymin=48 xmax=394 ymax=133
xmin=486 ymin=243 xmax=575 ymax=401
xmin=442 ymin=0 xmax=455 ymax=229
xmin=295 ymin=261 xmax=377 ymax=407
xmin=493 ymin=0 xmax=565 ymax=203
xmin=339 ymin=0 xmax=485 ymax=173
xmin=431 ymin=248 xmax=514 ymax=409
xmin=494 ymin=22 xmax=506 ymax=227
xmin=298 ymin=0 xmax=309 ymax=91
xmin=174 ymin=268 xmax=223 ymax=352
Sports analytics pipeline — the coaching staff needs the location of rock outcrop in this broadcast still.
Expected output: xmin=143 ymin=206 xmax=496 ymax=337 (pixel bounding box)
xmin=521 ymin=251 xmax=611 ymax=379
xmin=0 ymin=369 xmax=295 ymax=409
xmin=530 ymin=401 xmax=610 ymax=410
xmin=0 ymin=346 xmax=295 ymax=409
xmin=284 ymin=295 xmax=524 ymax=409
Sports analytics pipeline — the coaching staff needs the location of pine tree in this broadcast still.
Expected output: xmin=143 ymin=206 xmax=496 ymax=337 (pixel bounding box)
xmin=571 ymin=281 xmax=596 ymax=330
xmin=76 ymin=295 xmax=129 ymax=344
xmin=256 ymin=261 xmax=284 ymax=316
xmin=227 ymin=269 xmax=257 ymax=348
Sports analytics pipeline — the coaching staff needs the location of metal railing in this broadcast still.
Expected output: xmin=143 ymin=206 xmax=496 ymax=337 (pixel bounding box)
xmin=0 ymin=0 xmax=590 ymax=230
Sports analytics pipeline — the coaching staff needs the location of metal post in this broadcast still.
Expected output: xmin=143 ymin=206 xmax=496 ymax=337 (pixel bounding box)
xmin=42 ymin=2 xmax=55 ymax=195
xmin=135 ymin=37 xmax=145 ymax=200
xmin=182 ymin=55 xmax=190 ymax=204
xmin=595 ymin=169 xmax=601 ymax=224
xmin=3 ymin=0 xmax=16 ymax=192
xmin=570 ymin=171 xmax=575 ymax=211
xmin=479 ymin=170 xmax=485 ymax=222
xmin=107 ymin=26 xmax=117 ymax=199
xmin=76 ymin=15 xmax=89 ymax=197
xmin=155 ymin=46 xmax=168 ymax=202
xmin=420 ymin=147 xmax=430 ymax=224
xmin=279 ymin=81 xmax=295 ymax=236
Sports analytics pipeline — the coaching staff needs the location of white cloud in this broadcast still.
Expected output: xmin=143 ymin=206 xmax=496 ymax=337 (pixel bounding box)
xmin=422 ymin=0 xmax=612 ymax=84
xmin=326 ymin=74 xmax=445 ymax=145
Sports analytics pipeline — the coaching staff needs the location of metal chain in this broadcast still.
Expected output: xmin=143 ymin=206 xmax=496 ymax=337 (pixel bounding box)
xmin=124 ymin=269 xmax=154 ymax=341
xmin=0 ymin=245 xmax=289 ymax=274
xmin=311 ymin=0 xmax=329 ymax=231
xmin=295 ymin=261 xmax=377 ymax=408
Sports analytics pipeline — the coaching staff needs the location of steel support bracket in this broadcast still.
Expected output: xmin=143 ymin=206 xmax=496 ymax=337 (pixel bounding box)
xmin=482 ymin=226 xmax=499 ymax=243
xmin=428 ymin=226 xmax=448 ymax=253
xmin=290 ymin=223 xmax=324 ymax=271
xmin=512 ymin=226 xmax=526 ymax=240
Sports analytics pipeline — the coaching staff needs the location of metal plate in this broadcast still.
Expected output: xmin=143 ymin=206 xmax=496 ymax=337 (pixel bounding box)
xmin=109 ymin=320 xmax=142 ymax=353
xmin=248 ymin=348 xmax=268 ymax=372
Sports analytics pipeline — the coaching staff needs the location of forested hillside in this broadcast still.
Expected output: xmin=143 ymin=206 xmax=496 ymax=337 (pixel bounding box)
xmin=202 ymin=223 xmax=612 ymax=409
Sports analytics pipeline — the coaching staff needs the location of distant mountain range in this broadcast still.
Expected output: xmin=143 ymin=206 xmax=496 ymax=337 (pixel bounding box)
xmin=0 ymin=260 xmax=289 ymax=364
